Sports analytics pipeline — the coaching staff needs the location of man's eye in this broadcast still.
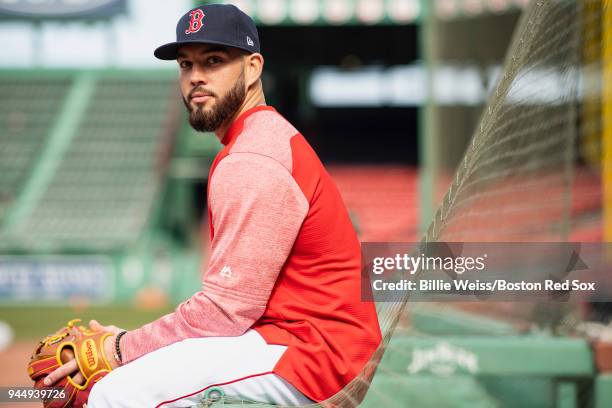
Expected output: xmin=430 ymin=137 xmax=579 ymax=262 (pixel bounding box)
xmin=179 ymin=61 xmax=192 ymax=69
xmin=207 ymin=56 xmax=222 ymax=65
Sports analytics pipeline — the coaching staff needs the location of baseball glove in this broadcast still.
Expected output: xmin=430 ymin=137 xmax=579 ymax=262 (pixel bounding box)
xmin=27 ymin=319 xmax=113 ymax=408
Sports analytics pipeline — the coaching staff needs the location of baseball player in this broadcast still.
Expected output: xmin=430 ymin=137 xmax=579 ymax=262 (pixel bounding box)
xmin=43 ymin=4 xmax=381 ymax=406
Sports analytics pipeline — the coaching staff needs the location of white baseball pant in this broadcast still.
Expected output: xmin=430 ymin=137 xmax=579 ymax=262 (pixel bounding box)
xmin=87 ymin=330 xmax=313 ymax=407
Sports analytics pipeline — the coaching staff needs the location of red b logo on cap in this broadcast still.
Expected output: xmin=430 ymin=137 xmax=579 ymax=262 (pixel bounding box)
xmin=185 ymin=9 xmax=205 ymax=34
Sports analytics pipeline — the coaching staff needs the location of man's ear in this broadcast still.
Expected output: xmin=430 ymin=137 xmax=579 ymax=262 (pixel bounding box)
xmin=244 ymin=53 xmax=264 ymax=88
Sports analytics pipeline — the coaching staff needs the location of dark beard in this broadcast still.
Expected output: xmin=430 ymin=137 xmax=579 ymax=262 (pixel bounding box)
xmin=183 ymin=73 xmax=246 ymax=133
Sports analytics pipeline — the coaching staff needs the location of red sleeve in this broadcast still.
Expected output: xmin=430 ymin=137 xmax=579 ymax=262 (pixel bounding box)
xmin=121 ymin=153 xmax=308 ymax=363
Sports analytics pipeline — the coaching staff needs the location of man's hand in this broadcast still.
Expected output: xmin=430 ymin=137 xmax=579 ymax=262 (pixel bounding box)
xmin=43 ymin=320 xmax=125 ymax=386
xmin=89 ymin=319 xmax=124 ymax=335
xmin=91 ymin=319 xmax=125 ymax=369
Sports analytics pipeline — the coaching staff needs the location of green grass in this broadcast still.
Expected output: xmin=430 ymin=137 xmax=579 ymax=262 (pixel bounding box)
xmin=0 ymin=305 xmax=175 ymax=340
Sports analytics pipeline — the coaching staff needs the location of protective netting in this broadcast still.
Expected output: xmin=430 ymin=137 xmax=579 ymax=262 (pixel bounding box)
xmin=430 ymin=0 xmax=581 ymax=244
xmin=205 ymin=0 xmax=606 ymax=406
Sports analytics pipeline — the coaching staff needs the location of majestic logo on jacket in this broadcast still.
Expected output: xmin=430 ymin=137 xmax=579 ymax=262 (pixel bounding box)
xmin=220 ymin=265 xmax=233 ymax=279
xmin=185 ymin=9 xmax=205 ymax=34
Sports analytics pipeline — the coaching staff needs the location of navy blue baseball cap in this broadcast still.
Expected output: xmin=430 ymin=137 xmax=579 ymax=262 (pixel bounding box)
xmin=154 ymin=3 xmax=260 ymax=60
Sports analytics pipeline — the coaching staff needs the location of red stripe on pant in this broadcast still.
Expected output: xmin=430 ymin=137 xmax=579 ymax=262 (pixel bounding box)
xmin=155 ymin=371 xmax=275 ymax=407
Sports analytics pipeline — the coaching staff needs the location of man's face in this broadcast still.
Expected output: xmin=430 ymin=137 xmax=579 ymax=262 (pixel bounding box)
xmin=177 ymin=43 xmax=247 ymax=132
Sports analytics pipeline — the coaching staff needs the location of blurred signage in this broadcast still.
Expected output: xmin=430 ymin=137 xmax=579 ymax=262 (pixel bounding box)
xmin=407 ymin=342 xmax=479 ymax=375
xmin=0 ymin=257 xmax=113 ymax=302
xmin=309 ymin=63 xmax=571 ymax=107
xmin=310 ymin=64 xmax=503 ymax=107
xmin=0 ymin=0 xmax=126 ymax=20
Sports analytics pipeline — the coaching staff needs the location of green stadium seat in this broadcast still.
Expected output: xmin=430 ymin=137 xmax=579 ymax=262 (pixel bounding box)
xmin=0 ymin=77 xmax=72 ymax=224
xmin=6 ymin=75 xmax=179 ymax=252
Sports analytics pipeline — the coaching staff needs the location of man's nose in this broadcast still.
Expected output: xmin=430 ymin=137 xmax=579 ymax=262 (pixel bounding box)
xmin=190 ymin=65 xmax=209 ymax=86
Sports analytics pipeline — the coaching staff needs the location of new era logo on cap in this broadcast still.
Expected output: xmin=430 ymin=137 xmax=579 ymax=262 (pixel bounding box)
xmin=154 ymin=3 xmax=261 ymax=60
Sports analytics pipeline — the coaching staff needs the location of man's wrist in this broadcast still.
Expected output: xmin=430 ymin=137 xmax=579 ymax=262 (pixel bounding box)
xmin=114 ymin=330 xmax=127 ymax=365
xmin=103 ymin=333 xmax=124 ymax=369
